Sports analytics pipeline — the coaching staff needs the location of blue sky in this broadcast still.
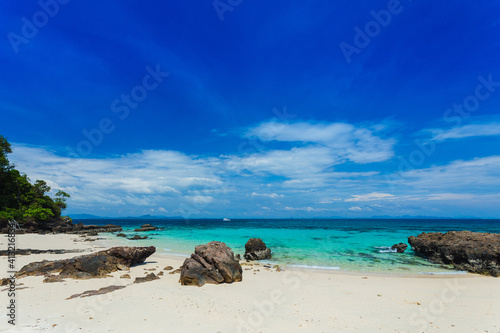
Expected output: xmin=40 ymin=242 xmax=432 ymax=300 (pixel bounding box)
xmin=1 ymin=1 xmax=500 ymax=218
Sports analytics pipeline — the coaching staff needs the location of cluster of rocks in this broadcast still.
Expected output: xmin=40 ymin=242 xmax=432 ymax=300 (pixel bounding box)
xmin=0 ymin=218 xmax=122 ymax=235
xmin=15 ymin=246 xmax=155 ymax=280
xmin=408 ymin=231 xmax=500 ymax=276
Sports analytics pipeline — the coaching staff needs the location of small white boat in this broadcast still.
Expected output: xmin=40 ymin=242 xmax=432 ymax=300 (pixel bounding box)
xmin=223 ymin=218 xmax=231 ymax=222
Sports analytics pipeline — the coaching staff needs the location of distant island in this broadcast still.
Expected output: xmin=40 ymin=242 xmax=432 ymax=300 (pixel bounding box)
xmin=70 ymin=214 xmax=185 ymax=220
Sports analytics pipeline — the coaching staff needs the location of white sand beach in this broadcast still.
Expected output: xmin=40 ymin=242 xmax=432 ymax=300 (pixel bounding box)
xmin=1 ymin=234 xmax=499 ymax=333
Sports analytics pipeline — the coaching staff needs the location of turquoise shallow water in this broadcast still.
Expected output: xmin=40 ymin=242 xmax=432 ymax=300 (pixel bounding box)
xmin=78 ymin=218 xmax=500 ymax=274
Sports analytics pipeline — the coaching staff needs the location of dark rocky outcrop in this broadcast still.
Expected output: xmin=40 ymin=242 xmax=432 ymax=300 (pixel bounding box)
xmin=16 ymin=246 xmax=155 ymax=279
xmin=244 ymin=238 xmax=272 ymax=260
xmin=408 ymin=231 xmax=500 ymax=276
xmin=391 ymin=243 xmax=408 ymax=253
xmin=0 ymin=218 xmax=123 ymax=235
xmin=134 ymin=224 xmax=160 ymax=232
xmin=71 ymin=224 xmax=123 ymax=234
xmin=180 ymin=241 xmax=242 ymax=287
xmin=116 ymin=233 xmax=127 ymax=237
xmin=0 ymin=249 xmax=85 ymax=256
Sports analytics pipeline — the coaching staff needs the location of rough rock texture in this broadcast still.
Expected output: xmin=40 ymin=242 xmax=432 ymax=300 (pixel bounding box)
xmin=16 ymin=246 xmax=155 ymax=279
xmin=391 ymin=243 xmax=408 ymax=253
xmin=180 ymin=241 xmax=242 ymax=287
xmin=116 ymin=233 xmax=127 ymax=237
xmin=134 ymin=224 xmax=160 ymax=232
xmin=1 ymin=278 xmax=12 ymax=286
xmin=134 ymin=273 xmax=159 ymax=283
xmin=408 ymin=231 xmax=500 ymax=276
xmin=71 ymin=224 xmax=123 ymax=234
xmin=244 ymin=238 xmax=272 ymax=260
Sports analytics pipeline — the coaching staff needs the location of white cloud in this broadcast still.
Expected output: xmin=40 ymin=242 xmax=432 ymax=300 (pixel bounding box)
xmin=284 ymin=206 xmax=338 ymax=212
xmin=317 ymin=198 xmax=342 ymax=204
xmin=251 ymin=192 xmax=284 ymax=198
xmin=348 ymin=206 xmax=362 ymax=211
xmin=245 ymin=121 xmax=395 ymax=163
xmin=429 ymin=123 xmax=500 ymax=141
xmin=9 ymin=144 xmax=223 ymax=214
xmin=226 ymin=146 xmax=339 ymax=178
xmin=399 ymin=155 xmax=500 ymax=190
xmin=184 ymin=195 xmax=214 ymax=204
xmin=345 ymin=192 xmax=395 ymax=202
xmin=424 ymin=193 xmax=474 ymax=201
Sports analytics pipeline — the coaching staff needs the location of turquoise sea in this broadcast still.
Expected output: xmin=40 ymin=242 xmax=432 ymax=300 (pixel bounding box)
xmin=77 ymin=218 xmax=500 ymax=275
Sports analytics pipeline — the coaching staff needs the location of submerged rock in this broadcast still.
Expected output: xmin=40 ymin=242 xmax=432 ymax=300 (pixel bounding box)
xmin=180 ymin=241 xmax=242 ymax=287
xmin=391 ymin=243 xmax=408 ymax=253
xmin=128 ymin=235 xmax=148 ymax=240
xmin=244 ymin=238 xmax=272 ymax=260
xmin=408 ymin=231 xmax=500 ymax=276
xmin=16 ymin=246 xmax=155 ymax=279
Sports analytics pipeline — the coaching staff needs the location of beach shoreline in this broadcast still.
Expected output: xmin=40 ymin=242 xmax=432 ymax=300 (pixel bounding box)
xmin=1 ymin=233 xmax=499 ymax=332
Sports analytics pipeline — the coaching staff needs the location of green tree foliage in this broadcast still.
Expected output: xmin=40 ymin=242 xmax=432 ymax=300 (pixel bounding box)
xmin=0 ymin=135 xmax=70 ymax=225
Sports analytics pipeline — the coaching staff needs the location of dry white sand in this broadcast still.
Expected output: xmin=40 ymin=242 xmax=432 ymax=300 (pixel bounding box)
xmin=1 ymin=233 xmax=499 ymax=333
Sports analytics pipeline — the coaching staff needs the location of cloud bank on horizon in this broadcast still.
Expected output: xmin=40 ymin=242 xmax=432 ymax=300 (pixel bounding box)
xmin=1 ymin=1 xmax=500 ymax=218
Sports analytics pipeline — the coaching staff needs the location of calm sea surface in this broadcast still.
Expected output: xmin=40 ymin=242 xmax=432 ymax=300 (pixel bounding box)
xmin=75 ymin=218 xmax=500 ymax=274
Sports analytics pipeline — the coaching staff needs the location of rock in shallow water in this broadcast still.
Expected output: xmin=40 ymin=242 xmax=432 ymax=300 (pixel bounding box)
xmin=408 ymin=231 xmax=500 ymax=276
xmin=391 ymin=243 xmax=408 ymax=253
xmin=244 ymin=238 xmax=272 ymax=260
xmin=16 ymin=246 xmax=155 ymax=279
xmin=134 ymin=224 xmax=160 ymax=232
xmin=180 ymin=241 xmax=242 ymax=287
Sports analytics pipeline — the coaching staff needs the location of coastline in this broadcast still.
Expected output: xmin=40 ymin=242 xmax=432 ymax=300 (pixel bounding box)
xmin=1 ymin=233 xmax=499 ymax=332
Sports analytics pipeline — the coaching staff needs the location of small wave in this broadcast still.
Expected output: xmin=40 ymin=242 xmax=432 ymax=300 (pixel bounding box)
xmin=375 ymin=246 xmax=397 ymax=253
xmin=288 ymin=264 xmax=340 ymax=270
xmin=163 ymin=248 xmax=171 ymax=251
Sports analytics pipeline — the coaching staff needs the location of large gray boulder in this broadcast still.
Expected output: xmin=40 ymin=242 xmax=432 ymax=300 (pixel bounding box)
xmin=180 ymin=241 xmax=242 ymax=287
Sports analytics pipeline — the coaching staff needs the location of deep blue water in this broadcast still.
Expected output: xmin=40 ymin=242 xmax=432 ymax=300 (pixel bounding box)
xmin=75 ymin=218 xmax=500 ymax=274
